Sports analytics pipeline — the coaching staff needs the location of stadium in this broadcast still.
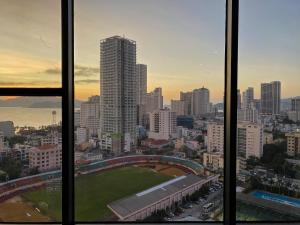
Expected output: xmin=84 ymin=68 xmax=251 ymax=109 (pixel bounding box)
xmin=0 ymin=155 xmax=216 ymax=222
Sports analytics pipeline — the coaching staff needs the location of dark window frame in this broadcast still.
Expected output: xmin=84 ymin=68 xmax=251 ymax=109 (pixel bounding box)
xmin=0 ymin=0 xmax=299 ymax=224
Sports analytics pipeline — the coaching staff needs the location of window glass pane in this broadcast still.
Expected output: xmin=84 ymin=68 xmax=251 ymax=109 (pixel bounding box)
xmin=0 ymin=96 xmax=62 ymax=222
xmin=237 ymin=0 xmax=300 ymax=222
xmin=75 ymin=0 xmax=225 ymax=222
xmin=0 ymin=0 xmax=61 ymax=87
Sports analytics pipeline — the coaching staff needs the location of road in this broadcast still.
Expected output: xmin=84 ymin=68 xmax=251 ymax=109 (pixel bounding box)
xmin=172 ymin=188 xmax=223 ymax=221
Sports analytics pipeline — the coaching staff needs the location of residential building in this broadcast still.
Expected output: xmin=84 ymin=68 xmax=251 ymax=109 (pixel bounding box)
xmin=237 ymin=106 xmax=259 ymax=123
xmin=144 ymin=87 xmax=163 ymax=113
xmin=242 ymin=87 xmax=254 ymax=109
xmin=74 ymin=110 xmax=81 ymax=127
xmin=100 ymin=36 xmax=137 ymax=153
xmin=136 ymin=64 xmax=147 ymax=125
xmin=0 ymin=121 xmax=15 ymax=137
xmin=203 ymin=152 xmax=224 ymax=171
xmin=287 ymin=111 xmax=300 ymax=122
xmin=207 ymin=122 xmax=224 ymax=152
xmin=80 ymin=95 xmax=100 ymax=137
xmin=261 ymin=81 xmax=281 ymax=115
xmin=263 ymin=132 xmax=273 ymax=145
xmin=136 ymin=64 xmax=147 ymax=105
xmin=13 ymin=144 xmax=31 ymax=161
xmin=175 ymin=138 xmax=185 ymax=149
xmin=291 ymin=98 xmax=300 ymax=111
xmin=76 ymin=127 xmax=88 ymax=144
xmin=286 ymin=132 xmax=300 ymax=157
xmin=148 ymin=109 xmax=177 ymax=140
xmin=237 ymin=89 xmax=241 ymax=109
xmin=29 ymin=144 xmax=62 ymax=172
xmin=253 ymin=99 xmax=261 ymax=113
xmin=41 ymin=132 xmax=62 ymax=146
xmin=191 ymin=87 xmax=210 ymax=117
xmin=171 ymin=100 xmax=185 ymax=116
xmin=237 ymin=122 xmax=263 ymax=159
xmin=180 ymin=91 xmax=192 ymax=115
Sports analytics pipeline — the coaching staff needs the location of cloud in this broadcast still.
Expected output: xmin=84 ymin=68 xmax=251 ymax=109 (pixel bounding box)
xmin=43 ymin=65 xmax=99 ymax=78
xmin=44 ymin=67 xmax=61 ymax=74
xmin=75 ymin=79 xmax=99 ymax=84
xmin=0 ymin=80 xmax=59 ymax=86
xmin=75 ymin=65 xmax=99 ymax=77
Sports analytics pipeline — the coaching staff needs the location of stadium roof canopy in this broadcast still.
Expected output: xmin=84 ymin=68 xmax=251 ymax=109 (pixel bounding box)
xmin=107 ymin=174 xmax=206 ymax=219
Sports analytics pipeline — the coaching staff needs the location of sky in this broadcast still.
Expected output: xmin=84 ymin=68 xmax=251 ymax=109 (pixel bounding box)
xmin=0 ymin=0 xmax=300 ymax=103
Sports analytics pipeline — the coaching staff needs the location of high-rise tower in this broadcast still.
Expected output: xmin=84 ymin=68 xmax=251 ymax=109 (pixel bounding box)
xmin=100 ymin=36 xmax=137 ymax=153
xmin=261 ymin=81 xmax=281 ymax=115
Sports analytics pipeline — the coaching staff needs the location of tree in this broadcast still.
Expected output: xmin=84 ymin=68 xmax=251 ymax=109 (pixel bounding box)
xmin=0 ymin=170 xmax=8 ymax=182
xmin=6 ymin=135 xmax=26 ymax=148
xmin=29 ymin=167 xmax=39 ymax=175
xmin=195 ymin=135 xmax=204 ymax=144
xmin=0 ymin=157 xmax=22 ymax=180
xmin=246 ymin=156 xmax=260 ymax=169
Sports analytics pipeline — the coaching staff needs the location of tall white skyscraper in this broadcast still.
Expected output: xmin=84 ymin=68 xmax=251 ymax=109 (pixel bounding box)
xmin=261 ymin=81 xmax=281 ymax=115
xmin=191 ymin=87 xmax=210 ymax=117
xmin=100 ymin=36 xmax=137 ymax=153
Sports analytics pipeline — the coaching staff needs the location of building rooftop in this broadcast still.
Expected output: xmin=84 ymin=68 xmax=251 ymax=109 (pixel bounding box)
xmin=31 ymin=144 xmax=58 ymax=152
xmin=107 ymin=174 xmax=205 ymax=219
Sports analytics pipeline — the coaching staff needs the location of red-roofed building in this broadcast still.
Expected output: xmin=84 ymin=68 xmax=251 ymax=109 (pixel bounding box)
xmin=29 ymin=144 xmax=62 ymax=172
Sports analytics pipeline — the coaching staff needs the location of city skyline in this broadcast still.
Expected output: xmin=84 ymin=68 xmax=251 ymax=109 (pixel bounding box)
xmin=1 ymin=0 xmax=300 ymax=103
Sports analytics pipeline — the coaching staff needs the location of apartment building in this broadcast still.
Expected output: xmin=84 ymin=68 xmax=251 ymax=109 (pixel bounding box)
xmin=100 ymin=36 xmax=137 ymax=153
xmin=148 ymin=109 xmax=177 ymax=140
xmin=286 ymin=132 xmax=300 ymax=157
xmin=29 ymin=144 xmax=62 ymax=172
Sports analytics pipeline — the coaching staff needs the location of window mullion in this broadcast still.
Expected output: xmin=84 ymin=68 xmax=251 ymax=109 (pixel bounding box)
xmin=61 ymin=0 xmax=75 ymax=224
xmin=224 ymin=0 xmax=239 ymax=224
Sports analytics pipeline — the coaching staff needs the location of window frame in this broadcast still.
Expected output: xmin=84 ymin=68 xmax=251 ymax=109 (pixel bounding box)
xmin=0 ymin=0 xmax=299 ymax=224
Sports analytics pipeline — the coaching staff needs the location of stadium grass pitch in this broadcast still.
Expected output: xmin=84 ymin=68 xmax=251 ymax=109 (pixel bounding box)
xmin=21 ymin=166 xmax=171 ymax=221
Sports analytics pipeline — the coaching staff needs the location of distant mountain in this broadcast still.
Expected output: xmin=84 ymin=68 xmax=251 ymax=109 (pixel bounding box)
xmin=0 ymin=97 xmax=82 ymax=108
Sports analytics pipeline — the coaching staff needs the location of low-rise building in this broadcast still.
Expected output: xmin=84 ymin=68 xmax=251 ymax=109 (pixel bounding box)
xmin=263 ymin=132 xmax=273 ymax=144
xmin=203 ymin=152 xmax=223 ymax=171
xmin=185 ymin=140 xmax=200 ymax=151
xmin=286 ymin=132 xmax=300 ymax=157
xmin=13 ymin=144 xmax=31 ymax=161
xmin=107 ymin=174 xmax=219 ymax=221
xmin=76 ymin=127 xmax=88 ymax=144
xmin=29 ymin=144 xmax=62 ymax=172
xmin=175 ymin=138 xmax=185 ymax=149
xmin=41 ymin=132 xmax=62 ymax=146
